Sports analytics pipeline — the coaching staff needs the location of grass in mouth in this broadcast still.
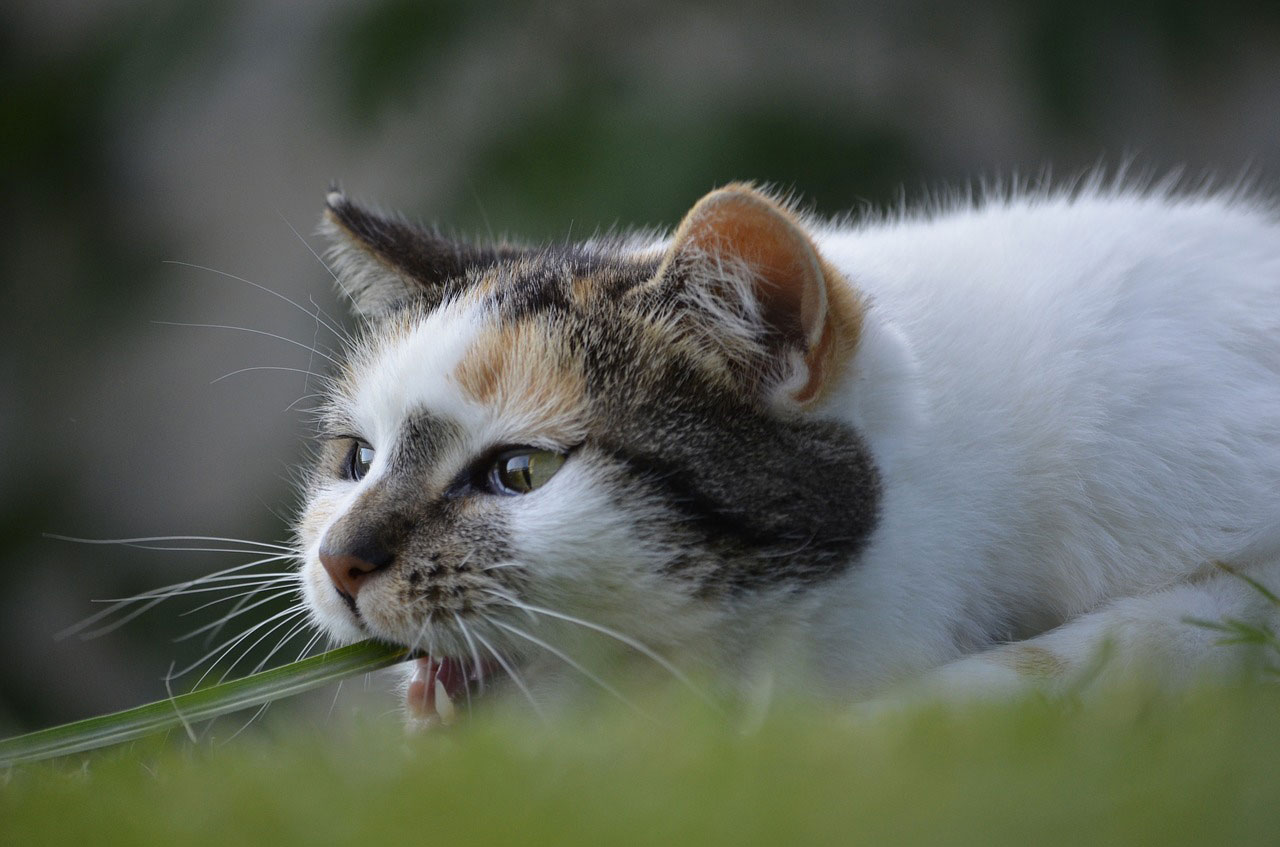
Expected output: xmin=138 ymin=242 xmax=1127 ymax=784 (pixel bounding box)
xmin=0 ymin=639 xmax=409 ymax=767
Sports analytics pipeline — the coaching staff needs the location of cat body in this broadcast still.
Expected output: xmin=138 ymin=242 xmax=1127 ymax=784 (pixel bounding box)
xmin=298 ymin=180 xmax=1280 ymax=719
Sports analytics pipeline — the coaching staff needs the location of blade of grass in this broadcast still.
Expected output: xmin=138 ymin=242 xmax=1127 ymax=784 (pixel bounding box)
xmin=0 ymin=639 xmax=410 ymax=767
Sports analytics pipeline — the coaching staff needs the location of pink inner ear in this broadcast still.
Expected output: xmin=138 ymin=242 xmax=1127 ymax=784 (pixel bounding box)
xmin=678 ymin=190 xmax=827 ymax=350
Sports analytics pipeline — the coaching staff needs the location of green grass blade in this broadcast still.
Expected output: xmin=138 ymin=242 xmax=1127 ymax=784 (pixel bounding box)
xmin=0 ymin=639 xmax=410 ymax=767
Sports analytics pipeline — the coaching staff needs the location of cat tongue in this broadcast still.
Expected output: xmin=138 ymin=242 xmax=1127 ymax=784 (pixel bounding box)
xmin=407 ymin=656 xmax=495 ymax=724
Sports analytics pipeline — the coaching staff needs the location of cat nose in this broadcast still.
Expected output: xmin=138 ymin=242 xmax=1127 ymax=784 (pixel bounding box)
xmin=318 ymin=536 xmax=394 ymax=600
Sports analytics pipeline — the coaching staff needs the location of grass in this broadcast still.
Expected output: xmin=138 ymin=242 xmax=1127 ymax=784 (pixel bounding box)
xmin=0 ymin=640 xmax=409 ymax=766
xmin=3 ymin=680 xmax=1279 ymax=846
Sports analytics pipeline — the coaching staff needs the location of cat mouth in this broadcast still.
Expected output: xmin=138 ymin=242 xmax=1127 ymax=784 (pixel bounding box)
xmin=405 ymin=655 xmax=503 ymax=724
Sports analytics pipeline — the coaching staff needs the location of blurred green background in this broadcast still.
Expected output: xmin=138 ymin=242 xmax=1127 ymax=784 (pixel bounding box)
xmin=2 ymin=0 xmax=1278 ymax=733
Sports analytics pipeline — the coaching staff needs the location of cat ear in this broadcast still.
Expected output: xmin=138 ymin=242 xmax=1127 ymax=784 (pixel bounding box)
xmin=320 ymin=190 xmax=511 ymax=317
xmin=656 ymin=184 xmax=859 ymax=406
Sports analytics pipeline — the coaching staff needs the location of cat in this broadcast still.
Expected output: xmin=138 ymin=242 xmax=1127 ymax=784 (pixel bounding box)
xmin=297 ymin=178 xmax=1280 ymax=724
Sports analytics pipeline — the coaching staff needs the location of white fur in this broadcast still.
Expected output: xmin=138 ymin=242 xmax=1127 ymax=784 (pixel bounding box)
xmin=799 ymin=187 xmax=1280 ymax=696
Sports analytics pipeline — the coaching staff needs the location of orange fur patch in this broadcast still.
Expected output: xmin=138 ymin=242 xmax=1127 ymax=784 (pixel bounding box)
xmin=803 ymin=257 xmax=864 ymax=407
xmin=454 ymin=320 xmax=588 ymax=442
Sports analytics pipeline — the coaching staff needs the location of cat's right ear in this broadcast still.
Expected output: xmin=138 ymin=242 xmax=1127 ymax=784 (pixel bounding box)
xmin=641 ymin=184 xmax=863 ymax=408
xmin=320 ymin=191 xmax=508 ymax=317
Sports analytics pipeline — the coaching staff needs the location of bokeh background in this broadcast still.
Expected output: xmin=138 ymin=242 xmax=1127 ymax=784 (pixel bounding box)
xmin=3 ymin=0 xmax=1279 ymax=733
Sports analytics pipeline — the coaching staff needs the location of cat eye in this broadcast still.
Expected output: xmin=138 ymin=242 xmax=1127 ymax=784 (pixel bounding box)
xmin=488 ymin=448 xmax=566 ymax=495
xmin=344 ymin=440 xmax=375 ymax=481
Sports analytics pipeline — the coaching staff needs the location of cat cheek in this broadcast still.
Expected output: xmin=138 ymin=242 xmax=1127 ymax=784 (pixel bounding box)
xmin=506 ymin=465 xmax=653 ymax=581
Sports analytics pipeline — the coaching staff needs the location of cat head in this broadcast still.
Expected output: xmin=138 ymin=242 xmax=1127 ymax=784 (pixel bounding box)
xmin=297 ymin=184 xmax=881 ymax=695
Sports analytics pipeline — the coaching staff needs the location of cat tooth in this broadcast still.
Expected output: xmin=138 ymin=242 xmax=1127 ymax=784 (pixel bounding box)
xmin=434 ymin=678 xmax=457 ymax=725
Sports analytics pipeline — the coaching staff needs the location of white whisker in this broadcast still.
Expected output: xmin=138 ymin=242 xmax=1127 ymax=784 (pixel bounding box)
xmin=175 ymin=587 xmax=301 ymax=643
xmin=45 ymin=534 xmax=296 ymax=553
xmin=250 ymin=618 xmax=315 ymax=674
xmin=173 ymin=604 xmax=308 ymax=684
xmin=164 ymin=259 xmax=352 ymax=347
xmin=489 ymin=618 xmax=643 ymax=716
xmin=61 ymin=554 xmax=295 ymax=640
xmin=454 ymin=613 xmax=487 ymax=694
xmin=91 ymin=576 xmax=295 ymax=607
xmin=177 ymin=576 xmax=301 ymax=615
xmin=201 ymin=571 xmax=302 ymax=647
xmin=481 ymin=587 xmax=538 ymax=625
xmin=218 ymin=614 xmax=301 ymax=681
xmin=274 ymin=208 xmax=358 ymax=313
xmin=283 ymin=393 xmax=328 ymax=414
xmin=295 ymin=628 xmax=327 ymax=663
xmin=484 ymin=596 xmax=712 ymax=706
xmin=152 ymin=320 xmax=341 ymax=367
xmin=212 ymin=366 xmax=335 ymax=386
xmin=470 ymin=628 xmax=546 ymax=722
xmin=222 ymin=701 xmax=272 ymax=745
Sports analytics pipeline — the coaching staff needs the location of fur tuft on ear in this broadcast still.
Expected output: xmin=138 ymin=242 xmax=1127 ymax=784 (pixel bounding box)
xmin=320 ymin=190 xmax=517 ymax=317
xmin=652 ymin=184 xmax=863 ymax=406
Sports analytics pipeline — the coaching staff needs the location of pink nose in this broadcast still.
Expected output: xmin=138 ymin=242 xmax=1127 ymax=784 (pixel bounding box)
xmin=319 ymin=545 xmax=391 ymax=600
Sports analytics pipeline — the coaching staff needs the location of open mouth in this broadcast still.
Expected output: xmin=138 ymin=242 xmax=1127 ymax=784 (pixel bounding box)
xmin=406 ymin=655 xmax=503 ymax=724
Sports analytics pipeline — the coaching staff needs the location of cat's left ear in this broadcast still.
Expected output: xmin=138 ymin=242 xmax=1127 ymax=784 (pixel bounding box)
xmin=654 ymin=184 xmax=861 ymax=406
xmin=321 ymin=191 xmax=514 ymax=317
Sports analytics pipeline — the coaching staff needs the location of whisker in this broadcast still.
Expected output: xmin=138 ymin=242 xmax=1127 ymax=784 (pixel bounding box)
xmin=94 ymin=569 xmax=295 ymax=598
xmin=177 ymin=576 xmax=301 ymax=614
xmin=163 ymin=259 xmax=352 ymax=347
xmin=407 ymin=609 xmax=436 ymax=660
xmin=212 ymin=365 xmax=335 ymax=386
xmin=470 ymin=628 xmax=546 ymax=722
xmin=283 ymin=393 xmax=328 ymax=414
xmin=175 ymin=587 xmax=301 ymax=642
xmin=480 ymin=562 xmax=524 ymax=573
xmin=481 ymin=587 xmax=538 ymax=625
xmin=218 ymin=606 xmax=310 ymax=681
xmin=60 ymin=554 xmax=296 ymax=640
xmin=172 ymin=604 xmax=308 ymax=683
xmin=454 ymin=613 xmax=487 ymax=695
xmin=325 ymin=680 xmax=345 ymax=724
xmin=92 ymin=574 xmax=295 ymax=606
xmin=163 ymin=662 xmax=199 ymax=744
xmin=217 ymin=616 xmax=321 ymax=748
xmin=310 ymin=294 xmax=351 ymax=348
xmin=274 ymin=208 xmax=358 ymax=314
xmin=45 ymin=534 xmax=296 ymax=554
xmin=222 ymin=701 xmax=273 ymax=745
xmin=250 ymin=617 xmax=315 ymax=674
xmin=152 ymin=320 xmax=341 ymax=367
xmin=218 ymin=611 xmax=311 ymax=685
xmin=484 ymin=596 xmax=713 ymax=706
xmin=489 ymin=619 xmax=644 ymax=717
xmin=295 ymin=628 xmax=328 ymax=663
xmin=201 ymin=570 xmax=302 ymax=647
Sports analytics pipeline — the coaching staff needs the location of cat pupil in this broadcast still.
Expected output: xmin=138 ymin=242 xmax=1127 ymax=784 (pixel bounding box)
xmin=491 ymin=449 xmax=566 ymax=494
xmin=349 ymin=443 xmax=374 ymax=480
xmin=507 ymin=455 xmax=533 ymax=489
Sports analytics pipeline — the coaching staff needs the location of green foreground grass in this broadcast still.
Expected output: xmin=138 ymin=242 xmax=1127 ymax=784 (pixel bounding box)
xmin=4 ymin=682 xmax=1279 ymax=846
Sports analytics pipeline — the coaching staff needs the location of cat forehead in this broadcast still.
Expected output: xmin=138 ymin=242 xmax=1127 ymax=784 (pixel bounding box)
xmin=341 ymin=299 xmax=481 ymax=444
xmin=340 ymin=291 xmax=592 ymax=448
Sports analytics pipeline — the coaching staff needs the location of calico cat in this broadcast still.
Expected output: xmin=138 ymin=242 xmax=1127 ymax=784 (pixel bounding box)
xmin=298 ymin=180 xmax=1280 ymax=723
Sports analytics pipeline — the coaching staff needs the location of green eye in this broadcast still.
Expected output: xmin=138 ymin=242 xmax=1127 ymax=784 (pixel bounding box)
xmin=347 ymin=441 xmax=375 ymax=481
xmin=489 ymin=449 xmax=566 ymax=495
